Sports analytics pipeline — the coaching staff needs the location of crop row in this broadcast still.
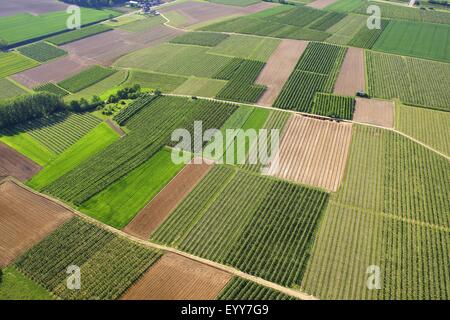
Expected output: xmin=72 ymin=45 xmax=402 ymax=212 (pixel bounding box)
xmin=58 ymin=65 xmax=116 ymax=93
xmin=218 ymin=278 xmax=295 ymax=300
xmin=170 ymin=32 xmax=229 ymax=47
xmin=46 ymin=24 xmax=113 ymax=46
xmin=17 ymin=42 xmax=66 ymax=63
xmin=34 ymin=83 xmax=69 ymax=97
xmin=15 ymin=217 xmax=161 ymax=299
xmin=309 ymin=12 xmax=347 ymax=31
xmin=266 ymin=6 xmax=327 ymax=28
xmin=151 ymin=166 xmax=329 ymax=287
xmin=0 ymin=52 xmax=39 ymax=78
xmin=311 ymin=93 xmax=355 ymax=120
xmin=348 ymin=19 xmax=390 ymax=49
xmin=113 ymin=94 xmax=158 ymax=126
xmin=43 ymin=96 xmax=237 ymax=204
xmin=15 ymin=112 xmax=101 ymax=154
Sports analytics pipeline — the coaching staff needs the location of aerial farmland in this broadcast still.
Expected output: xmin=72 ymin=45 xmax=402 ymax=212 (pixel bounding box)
xmin=0 ymin=0 xmax=448 ymax=308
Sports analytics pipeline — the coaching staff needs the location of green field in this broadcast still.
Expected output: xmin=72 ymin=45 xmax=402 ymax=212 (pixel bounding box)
xmin=172 ymin=76 xmax=227 ymax=97
xmin=15 ymin=112 xmax=102 ymax=154
xmin=34 ymin=83 xmax=69 ymax=97
xmin=80 ymin=148 xmax=184 ymax=229
xmin=208 ymin=0 xmax=261 ymax=6
xmin=15 ymin=217 xmax=162 ymax=300
xmin=325 ymin=14 xmax=367 ymax=45
xmin=311 ymin=93 xmax=355 ymax=119
xmin=124 ymin=70 xmax=187 ymax=93
xmin=17 ymin=42 xmax=66 ymax=62
xmin=115 ymin=43 xmax=234 ymax=78
xmin=0 ymin=8 xmax=119 ymax=46
xmin=395 ymin=103 xmax=450 ymax=156
xmin=274 ymin=42 xmax=347 ymax=112
xmin=43 ymin=96 xmax=237 ymax=205
xmin=366 ymin=51 xmax=450 ymax=111
xmin=58 ymin=66 xmax=117 ymax=93
xmin=0 ymin=267 xmax=53 ymax=300
xmin=325 ymin=0 xmax=364 ymax=12
xmin=102 ymin=13 xmax=145 ymax=27
xmin=46 ymin=24 xmax=112 ymax=45
xmin=309 ymin=12 xmax=347 ymax=31
xmin=170 ymin=32 xmax=229 ymax=47
xmin=372 ymin=20 xmax=450 ymax=62
xmin=208 ymin=34 xmax=280 ymax=62
xmin=0 ymin=78 xmax=28 ymax=100
xmin=117 ymin=15 xmax=165 ymax=32
xmin=218 ymin=278 xmax=295 ymax=300
xmin=27 ymin=122 xmax=119 ymax=190
xmin=348 ymin=19 xmax=390 ymax=49
xmin=302 ymin=125 xmax=450 ymax=299
xmin=0 ymin=130 xmax=55 ymax=166
xmin=151 ymin=166 xmax=329 ymax=287
xmin=0 ymin=52 xmax=39 ymax=78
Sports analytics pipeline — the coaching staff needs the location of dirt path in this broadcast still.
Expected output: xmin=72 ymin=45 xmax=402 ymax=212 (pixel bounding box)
xmin=123 ymin=159 xmax=213 ymax=239
xmin=105 ymin=119 xmax=126 ymax=137
xmin=11 ymin=178 xmax=316 ymax=300
xmin=333 ymin=47 xmax=365 ymax=96
xmin=256 ymin=39 xmax=309 ymax=107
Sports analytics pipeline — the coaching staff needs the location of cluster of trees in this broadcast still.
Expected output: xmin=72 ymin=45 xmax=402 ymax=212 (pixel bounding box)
xmin=106 ymin=84 xmax=142 ymax=103
xmin=61 ymin=0 xmax=128 ymax=7
xmin=0 ymin=93 xmax=66 ymax=129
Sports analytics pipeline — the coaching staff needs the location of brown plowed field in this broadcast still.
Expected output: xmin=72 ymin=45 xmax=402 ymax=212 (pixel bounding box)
xmin=121 ymin=253 xmax=231 ymax=300
xmin=353 ymin=98 xmax=394 ymax=128
xmin=0 ymin=180 xmax=73 ymax=266
xmin=333 ymin=47 xmax=365 ymax=96
xmin=0 ymin=0 xmax=69 ymax=16
xmin=256 ymin=39 xmax=309 ymax=106
xmin=123 ymin=159 xmax=213 ymax=239
xmin=307 ymin=0 xmax=339 ymax=9
xmin=0 ymin=142 xmax=41 ymax=181
xmin=267 ymin=115 xmax=352 ymax=192
xmin=160 ymin=1 xmax=274 ymax=28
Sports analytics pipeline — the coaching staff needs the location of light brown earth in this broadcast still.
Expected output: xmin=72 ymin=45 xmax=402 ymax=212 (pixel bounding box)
xmin=0 ymin=0 xmax=69 ymax=16
xmin=159 ymin=0 xmax=274 ymax=28
xmin=0 ymin=142 xmax=41 ymax=181
xmin=123 ymin=159 xmax=213 ymax=239
xmin=267 ymin=115 xmax=352 ymax=192
xmin=333 ymin=47 xmax=365 ymax=96
xmin=12 ymin=26 xmax=182 ymax=88
xmin=121 ymin=252 xmax=232 ymax=300
xmin=105 ymin=119 xmax=126 ymax=137
xmin=0 ymin=180 xmax=73 ymax=266
xmin=353 ymin=98 xmax=394 ymax=128
xmin=307 ymin=0 xmax=339 ymax=9
xmin=256 ymin=39 xmax=309 ymax=106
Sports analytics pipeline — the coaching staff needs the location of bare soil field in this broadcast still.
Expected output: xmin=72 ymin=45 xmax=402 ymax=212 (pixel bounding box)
xmin=0 ymin=180 xmax=73 ymax=266
xmin=256 ymin=39 xmax=309 ymax=107
xmin=159 ymin=0 xmax=274 ymax=28
xmin=0 ymin=142 xmax=41 ymax=181
xmin=307 ymin=0 xmax=339 ymax=9
xmin=333 ymin=47 xmax=365 ymax=96
xmin=124 ymin=159 xmax=213 ymax=239
xmin=0 ymin=0 xmax=68 ymax=16
xmin=267 ymin=115 xmax=352 ymax=192
xmin=121 ymin=252 xmax=231 ymax=300
xmin=353 ymin=98 xmax=394 ymax=128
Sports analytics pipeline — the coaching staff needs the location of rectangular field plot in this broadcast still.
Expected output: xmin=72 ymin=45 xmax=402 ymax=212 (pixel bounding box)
xmin=372 ymin=20 xmax=450 ymax=63
xmin=151 ymin=166 xmax=329 ymax=288
xmin=333 ymin=47 xmax=365 ymax=96
xmin=353 ymin=98 xmax=394 ymax=128
xmin=15 ymin=217 xmax=162 ymax=300
xmin=46 ymin=24 xmax=112 ymax=45
xmin=17 ymin=42 xmax=66 ymax=63
xmin=58 ymin=65 xmax=116 ymax=93
xmin=395 ymin=103 xmax=450 ymax=156
xmin=0 ymin=266 xmax=53 ymax=300
xmin=311 ymin=93 xmax=355 ymax=119
xmin=348 ymin=19 xmax=390 ymax=49
xmin=0 ymin=180 xmax=73 ymax=267
xmin=124 ymin=70 xmax=187 ymax=93
xmin=0 ymin=142 xmax=43 ymax=181
xmin=0 ymin=78 xmax=28 ymax=100
xmin=172 ymin=76 xmax=227 ymax=97
xmin=79 ymin=149 xmax=184 ymax=229
xmin=34 ymin=83 xmax=69 ymax=97
xmin=326 ymin=14 xmax=367 ymax=45
xmin=267 ymin=115 xmax=353 ymax=191
xmin=121 ymin=253 xmax=232 ymax=300
xmin=0 ymin=52 xmax=39 ymax=78
xmin=170 ymin=32 xmax=229 ymax=47
xmin=366 ymin=51 xmax=450 ymax=111
xmin=14 ymin=112 xmax=102 ymax=154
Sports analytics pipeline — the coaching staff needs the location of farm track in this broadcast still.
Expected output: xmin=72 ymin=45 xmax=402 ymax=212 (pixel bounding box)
xmin=5 ymin=177 xmax=317 ymax=301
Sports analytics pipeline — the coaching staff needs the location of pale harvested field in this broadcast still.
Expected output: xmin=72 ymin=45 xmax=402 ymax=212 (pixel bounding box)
xmin=267 ymin=115 xmax=352 ymax=192
xmin=256 ymin=39 xmax=309 ymax=106
xmin=121 ymin=253 xmax=231 ymax=300
xmin=333 ymin=47 xmax=365 ymax=96
xmin=159 ymin=0 xmax=274 ymax=28
xmin=307 ymin=0 xmax=339 ymax=9
xmin=0 ymin=142 xmax=41 ymax=181
xmin=0 ymin=180 xmax=73 ymax=266
xmin=353 ymin=98 xmax=394 ymax=128
xmin=124 ymin=160 xmax=213 ymax=239
xmin=0 ymin=0 xmax=68 ymax=16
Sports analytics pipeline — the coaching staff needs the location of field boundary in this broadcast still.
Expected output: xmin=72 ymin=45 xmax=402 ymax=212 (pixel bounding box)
xmin=4 ymin=177 xmax=317 ymax=301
